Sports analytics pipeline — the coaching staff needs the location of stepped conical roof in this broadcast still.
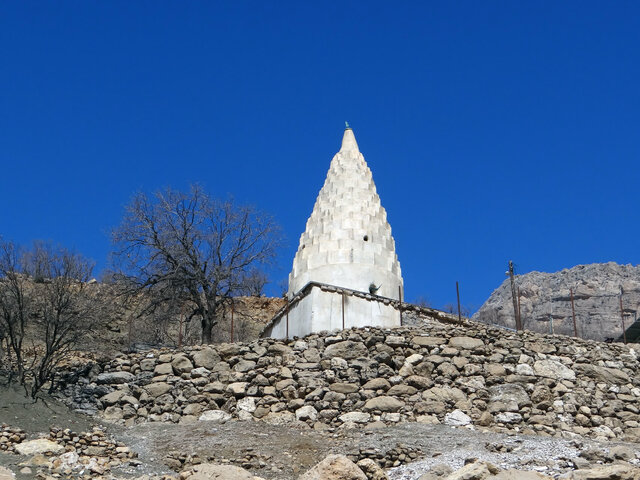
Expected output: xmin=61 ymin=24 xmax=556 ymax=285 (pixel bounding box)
xmin=288 ymin=127 xmax=403 ymax=299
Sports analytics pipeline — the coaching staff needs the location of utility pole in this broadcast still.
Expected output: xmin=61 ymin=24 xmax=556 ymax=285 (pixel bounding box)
xmin=570 ymin=288 xmax=578 ymax=337
xmin=456 ymin=281 xmax=462 ymax=323
xmin=619 ymin=286 xmax=627 ymax=344
xmin=508 ymin=260 xmax=522 ymax=331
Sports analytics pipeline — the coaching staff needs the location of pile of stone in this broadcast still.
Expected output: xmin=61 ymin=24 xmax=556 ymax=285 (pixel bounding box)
xmin=164 ymin=447 xmax=273 ymax=474
xmin=349 ymin=443 xmax=423 ymax=469
xmin=416 ymin=459 xmax=640 ymax=480
xmin=0 ymin=424 xmax=27 ymax=453
xmin=62 ymin=318 xmax=640 ymax=442
xmin=2 ymin=425 xmax=138 ymax=478
xmin=48 ymin=425 xmax=137 ymax=468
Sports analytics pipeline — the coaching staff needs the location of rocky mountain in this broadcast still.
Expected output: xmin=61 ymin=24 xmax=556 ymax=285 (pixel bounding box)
xmin=473 ymin=262 xmax=640 ymax=342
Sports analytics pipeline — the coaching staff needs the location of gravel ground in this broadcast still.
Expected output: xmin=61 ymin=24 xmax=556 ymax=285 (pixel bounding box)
xmin=2 ymin=384 xmax=639 ymax=480
xmin=116 ymin=420 xmax=615 ymax=479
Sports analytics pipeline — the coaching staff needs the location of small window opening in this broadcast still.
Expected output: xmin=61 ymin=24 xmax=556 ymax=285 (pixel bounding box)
xmin=363 ymin=235 xmax=369 ymax=241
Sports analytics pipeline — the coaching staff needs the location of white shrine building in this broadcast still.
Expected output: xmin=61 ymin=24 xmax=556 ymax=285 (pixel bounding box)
xmin=262 ymin=126 xmax=404 ymax=339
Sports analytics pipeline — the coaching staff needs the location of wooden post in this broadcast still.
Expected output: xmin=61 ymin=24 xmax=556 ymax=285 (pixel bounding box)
xmin=456 ymin=281 xmax=462 ymax=323
xmin=570 ymin=288 xmax=578 ymax=337
xmin=128 ymin=315 xmax=133 ymax=351
xmin=619 ymin=288 xmax=627 ymax=344
xmin=230 ymin=299 xmax=234 ymax=342
xmin=399 ymin=285 xmax=403 ymax=326
xmin=517 ymin=287 xmax=522 ymax=325
xmin=508 ymin=261 xmax=522 ymax=330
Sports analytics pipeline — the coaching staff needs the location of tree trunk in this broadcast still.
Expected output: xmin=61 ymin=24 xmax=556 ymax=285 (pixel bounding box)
xmin=201 ymin=316 xmax=212 ymax=344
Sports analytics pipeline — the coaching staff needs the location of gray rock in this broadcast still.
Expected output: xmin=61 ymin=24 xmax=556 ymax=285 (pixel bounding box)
xmin=144 ymin=382 xmax=172 ymax=397
xmin=96 ymin=372 xmax=135 ymax=385
xmin=449 ymin=336 xmax=484 ymax=350
xmin=295 ymin=405 xmax=318 ymax=422
xmin=15 ymin=439 xmax=64 ymax=456
xmin=364 ymin=396 xmax=405 ymax=412
xmin=444 ymin=409 xmax=472 ymax=426
xmin=324 ymin=341 xmax=368 ymax=360
xmin=193 ymin=347 xmax=221 ymax=369
xmin=363 ymin=378 xmax=391 ymax=390
xmin=299 ymin=454 xmax=367 ymax=480
xmin=199 ymin=410 xmax=232 ymax=423
xmin=534 ymin=359 xmax=576 ymax=381
xmin=188 ymin=463 xmax=258 ymax=480
xmin=171 ymin=355 xmax=193 ymax=374
xmin=339 ymin=412 xmax=371 ymax=424
xmin=495 ymin=412 xmax=523 ymax=424
xmin=574 ymin=364 xmax=630 ymax=384
xmin=488 ymin=384 xmax=531 ymax=412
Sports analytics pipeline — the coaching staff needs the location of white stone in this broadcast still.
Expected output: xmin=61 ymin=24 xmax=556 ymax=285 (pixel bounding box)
xmin=59 ymin=451 xmax=79 ymax=467
xmin=495 ymin=412 xmax=523 ymax=424
xmin=381 ymin=412 xmax=401 ymax=422
xmin=190 ymin=367 xmax=210 ymax=378
xmin=405 ymin=354 xmax=424 ymax=365
xmin=236 ymin=397 xmax=257 ymax=413
xmin=533 ymin=359 xmax=576 ymax=381
xmin=267 ymin=128 xmax=403 ymax=339
xmin=199 ymin=410 xmax=232 ymax=423
xmin=295 ymin=406 xmax=318 ymax=422
xmin=515 ymin=364 xmax=535 ymax=376
xmin=444 ymin=409 xmax=472 ymax=426
xmin=15 ymin=439 xmax=64 ymax=456
xmin=338 ymin=412 xmax=371 ymax=424
xmin=0 ymin=466 xmax=15 ymax=480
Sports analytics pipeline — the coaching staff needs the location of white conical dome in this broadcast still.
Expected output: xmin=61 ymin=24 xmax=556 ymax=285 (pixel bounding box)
xmin=288 ymin=127 xmax=403 ymax=299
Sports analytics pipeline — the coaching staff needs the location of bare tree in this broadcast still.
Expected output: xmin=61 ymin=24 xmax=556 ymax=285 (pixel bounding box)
xmin=0 ymin=241 xmax=29 ymax=384
xmin=0 ymin=239 xmax=95 ymax=397
xmin=111 ymin=184 xmax=282 ymax=344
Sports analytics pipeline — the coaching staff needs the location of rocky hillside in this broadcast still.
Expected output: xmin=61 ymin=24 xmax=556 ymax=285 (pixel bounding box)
xmin=474 ymin=262 xmax=640 ymax=341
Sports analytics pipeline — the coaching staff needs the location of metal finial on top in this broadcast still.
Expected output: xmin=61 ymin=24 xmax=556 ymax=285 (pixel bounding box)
xmin=345 ymin=121 xmax=351 ymax=129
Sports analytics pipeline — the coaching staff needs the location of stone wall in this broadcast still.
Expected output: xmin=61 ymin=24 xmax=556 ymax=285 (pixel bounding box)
xmin=63 ymin=316 xmax=640 ymax=443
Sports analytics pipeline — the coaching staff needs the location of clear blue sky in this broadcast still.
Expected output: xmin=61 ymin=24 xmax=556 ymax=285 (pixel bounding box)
xmin=2 ymin=2 xmax=639 ymax=312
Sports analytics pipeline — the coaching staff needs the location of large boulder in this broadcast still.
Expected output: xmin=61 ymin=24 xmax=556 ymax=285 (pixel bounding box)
xmin=448 ymin=336 xmax=484 ymax=350
xmin=171 ymin=355 xmax=194 ymax=374
xmin=199 ymin=410 xmax=232 ymax=423
xmin=574 ymin=364 xmax=630 ymax=384
xmin=488 ymin=384 xmax=531 ymax=412
xmin=193 ymin=347 xmax=221 ymax=369
xmin=144 ymin=382 xmax=172 ymax=397
xmin=566 ymin=464 xmax=640 ymax=479
xmin=363 ymin=396 xmax=404 ymax=412
xmin=444 ymin=409 xmax=471 ymax=426
xmin=15 ymin=439 xmax=64 ymax=456
xmin=188 ymin=463 xmax=264 ymax=480
xmin=0 ymin=466 xmax=15 ymax=480
xmin=323 ymin=341 xmax=368 ymax=360
xmin=445 ymin=461 xmax=499 ymax=480
xmin=493 ymin=470 xmax=553 ymax=479
xmin=299 ymin=454 xmax=367 ymax=480
xmin=96 ymin=372 xmax=135 ymax=385
xmin=533 ymin=359 xmax=576 ymax=381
